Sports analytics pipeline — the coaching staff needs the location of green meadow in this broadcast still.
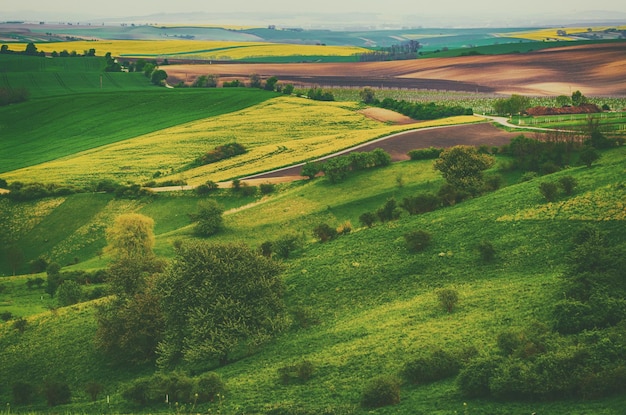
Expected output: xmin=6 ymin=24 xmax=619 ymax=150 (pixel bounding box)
xmin=1 ymin=39 xmax=626 ymax=415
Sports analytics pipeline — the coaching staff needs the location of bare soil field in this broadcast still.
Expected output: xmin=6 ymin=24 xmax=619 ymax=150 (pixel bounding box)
xmin=166 ymin=43 xmax=626 ymax=96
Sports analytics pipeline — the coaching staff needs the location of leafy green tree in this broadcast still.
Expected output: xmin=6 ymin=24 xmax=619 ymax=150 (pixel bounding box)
xmin=24 ymin=42 xmax=38 ymax=56
xmin=190 ymin=200 xmax=224 ymax=237
xmin=539 ymin=181 xmax=559 ymax=202
xmin=264 ymin=76 xmax=278 ymax=91
xmin=571 ymin=90 xmax=587 ymax=106
xmin=157 ymin=242 xmax=287 ymax=368
xmin=249 ymin=73 xmax=262 ymax=88
xmin=301 ymin=161 xmax=321 ymax=179
xmin=579 ymin=146 xmax=601 ymax=167
xmin=437 ymin=288 xmax=459 ymax=313
xmin=151 ymin=69 xmax=168 ymax=86
xmin=434 ymin=145 xmax=495 ymax=195
xmin=56 ymin=280 xmax=83 ymax=306
xmin=282 ymin=83 xmax=294 ymax=95
xmin=106 ymin=213 xmax=156 ymax=263
xmin=556 ymin=95 xmax=571 ymax=107
xmin=493 ymin=94 xmax=530 ymax=115
xmin=313 ymin=223 xmax=338 ymax=242
xmin=558 ymin=175 xmax=577 ymax=195
xmin=404 ymin=230 xmax=432 ymax=252
xmin=359 ymin=211 xmax=377 ymax=228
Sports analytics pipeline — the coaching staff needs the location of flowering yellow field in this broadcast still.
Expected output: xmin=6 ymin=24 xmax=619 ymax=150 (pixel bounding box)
xmin=497 ymin=184 xmax=626 ymax=222
xmin=501 ymin=26 xmax=626 ymax=41
xmin=3 ymin=96 xmax=478 ymax=186
xmin=29 ymin=40 xmax=368 ymax=59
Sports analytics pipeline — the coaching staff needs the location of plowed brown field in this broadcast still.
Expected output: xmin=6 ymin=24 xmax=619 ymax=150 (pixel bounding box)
xmin=166 ymin=43 xmax=626 ymax=96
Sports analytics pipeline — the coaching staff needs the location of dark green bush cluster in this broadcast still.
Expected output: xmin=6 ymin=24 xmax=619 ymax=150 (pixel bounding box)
xmin=404 ymin=230 xmax=432 ymax=253
xmin=46 ymin=263 xmax=108 ymax=297
xmin=307 ymin=87 xmax=334 ymax=101
xmin=313 ymin=223 xmax=338 ymax=242
xmin=278 ymin=360 xmax=315 ymax=384
xmin=360 ymin=375 xmax=401 ymax=408
xmin=500 ymin=135 xmax=587 ymax=174
xmin=122 ymin=371 xmax=225 ymax=406
xmin=539 ymin=175 xmax=578 ymax=202
xmin=0 ymin=86 xmax=29 ymax=106
xmin=303 ymin=149 xmax=391 ymax=183
xmin=402 ymin=349 xmax=461 ymax=385
xmin=11 ymin=378 xmax=72 ymax=406
xmin=259 ymin=233 xmax=304 ymax=259
xmin=400 ymin=193 xmax=440 ymax=215
xmin=4 ymin=181 xmax=83 ymax=201
xmin=195 ymin=142 xmax=247 ymax=166
xmin=407 ymin=146 xmax=444 ymax=160
xmin=378 ymin=97 xmax=472 ymax=120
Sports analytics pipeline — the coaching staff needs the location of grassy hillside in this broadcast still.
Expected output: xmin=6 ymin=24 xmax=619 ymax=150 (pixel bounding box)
xmin=1 ymin=144 xmax=625 ymax=413
xmin=0 ymin=88 xmax=276 ymax=174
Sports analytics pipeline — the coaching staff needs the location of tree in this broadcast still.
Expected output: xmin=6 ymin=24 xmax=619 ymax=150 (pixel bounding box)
xmin=24 ymin=42 xmax=38 ymax=56
xmin=556 ymin=95 xmax=571 ymax=107
xmin=359 ymin=87 xmax=376 ymax=104
xmin=264 ymin=76 xmax=278 ymax=91
xmin=56 ymin=280 xmax=83 ymax=306
xmin=579 ymin=146 xmax=600 ymax=168
xmin=157 ymin=242 xmax=287 ymax=368
xmin=571 ymin=90 xmax=587 ymax=106
xmin=249 ymin=73 xmax=262 ymax=88
xmin=437 ymin=288 xmax=459 ymax=313
xmin=433 ymin=145 xmax=495 ymax=195
xmin=301 ymin=161 xmax=321 ymax=179
xmin=190 ymin=200 xmax=224 ymax=237
xmin=493 ymin=94 xmax=530 ymax=116
xmin=106 ymin=214 xmax=156 ymax=264
xmin=151 ymin=69 xmax=168 ymax=86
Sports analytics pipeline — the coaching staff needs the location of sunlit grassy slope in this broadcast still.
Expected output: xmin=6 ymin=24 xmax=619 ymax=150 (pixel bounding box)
xmin=2 ymin=94 xmax=477 ymax=186
xmin=1 ymin=145 xmax=625 ymax=414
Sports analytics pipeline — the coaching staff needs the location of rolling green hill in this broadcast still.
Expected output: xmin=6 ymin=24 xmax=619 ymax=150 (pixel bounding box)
xmin=1 ymin=144 xmax=625 ymax=414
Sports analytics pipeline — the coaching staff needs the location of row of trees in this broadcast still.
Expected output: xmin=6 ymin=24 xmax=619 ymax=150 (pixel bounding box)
xmin=358 ymin=40 xmax=421 ymax=62
xmin=1 ymin=42 xmax=45 ymax=57
xmin=301 ymin=148 xmax=392 ymax=183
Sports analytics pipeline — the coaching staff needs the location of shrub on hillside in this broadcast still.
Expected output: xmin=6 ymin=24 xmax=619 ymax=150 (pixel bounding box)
xmin=400 ymin=193 xmax=440 ymax=215
xmin=407 ymin=147 xmax=444 ymax=160
xmin=291 ymin=305 xmax=320 ymax=329
xmin=190 ymin=200 xmax=224 ymax=237
xmin=56 ymin=280 xmax=84 ymax=307
xmin=359 ymin=211 xmax=377 ymax=228
xmin=278 ymin=360 xmax=315 ymax=384
xmin=457 ymin=356 xmax=502 ymax=398
xmin=404 ymin=230 xmax=432 ymax=253
xmin=377 ymin=198 xmax=401 ymax=222
xmin=272 ymin=233 xmax=304 ymax=259
xmin=260 ymin=182 xmax=276 ymax=194
xmin=44 ymin=379 xmax=71 ymax=406
xmin=336 ymin=220 xmax=352 ymax=235
xmin=85 ymin=381 xmax=104 ymax=401
xmin=402 ymin=349 xmax=461 ymax=384
xmin=539 ymin=181 xmax=559 ymax=202
xmin=313 ymin=223 xmax=338 ymax=242
xmin=12 ymin=381 xmax=36 ymax=405
xmin=194 ymin=372 xmax=226 ymax=403
xmin=558 ymin=175 xmax=578 ymax=195
xmin=437 ymin=288 xmax=459 ymax=313
xmin=477 ymin=240 xmax=496 ymax=263
xmin=361 ymin=375 xmax=401 ymax=408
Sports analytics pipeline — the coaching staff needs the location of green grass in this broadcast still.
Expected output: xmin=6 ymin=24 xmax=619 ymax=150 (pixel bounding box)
xmin=0 ymin=88 xmax=276 ymax=174
xmin=512 ymin=112 xmax=626 ymax=133
xmin=1 ymin=145 xmax=625 ymax=413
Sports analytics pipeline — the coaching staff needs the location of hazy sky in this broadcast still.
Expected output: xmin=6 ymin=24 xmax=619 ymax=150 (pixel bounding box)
xmin=3 ymin=0 xmax=626 ymax=26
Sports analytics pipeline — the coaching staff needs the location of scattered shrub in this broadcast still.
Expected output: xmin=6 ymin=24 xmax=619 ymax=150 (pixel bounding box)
xmin=260 ymin=183 xmax=276 ymax=194
xmin=483 ymin=174 xmax=504 ymax=192
xmin=477 ymin=240 xmax=496 ymax=263
xmin=190 ymin=200 xmax=224 ymax=237
xmin=194 ymin=372 xmax=226 ymax=403
xmin=273 ymin=233 xmax=304 ymax=259
xmin=519 ymin=171 xmax=539 ymax=182
xmin=360 ymin=375 xmax=401 ymax=408
xmin=400 ymin=193 xmax=440 ymax=215
xmin=539 ymin=181 xmax=559 ymax=202
xmin=558 ymin=175 xmax=578 ymax=195
xmin=240 ymin=183 xmax=258 ymax=197
xmin=56 ymin=280 xmax=84 ymax=307
xmin=359 ymin=211 xmax=377 ymax=228
xmin=12 ymin=317 xmax=27 ymax=332
xmin=377 ymin=198 xmax=401 ymax=222
xmin=12 ymin=381 xmax=36 ymax=405
xmin=437 ymin=288 xmax=459 ymax=313
xmin=457 ymin=357 xmax=502 ymax=398
xmin=336 ymin=220 xmax=352 ymax=235
xmin=402 ymin=349 xmax=460 ymax=384
xmin=404 ymin=230 xmax=431 ymax=253
xmin=44 ymin=379 xmax=71 ymax=406
xmin=408 ymin=147 xmax=444 ymax=160
xmin=121 ymin=378 xmax=151 ymax=405
xmin=313 ymin=223 xmax=338 ymax=242
xmin=1 ymin=311 xmax=13 ymax=321
xmin=278 ymin=360 xmax=315 ymax=384
xmin=195 ymin=142 xmax=247 ymax=165
xmin=579 ymin=146 xmax=601 ymax=167
xmin=291 ymin=305 xmax=320 ymax=329
xmin=85 ymin=381 xmax=104 ymax=401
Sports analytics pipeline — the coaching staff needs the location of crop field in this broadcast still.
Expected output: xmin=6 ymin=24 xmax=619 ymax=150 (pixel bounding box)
xmin=15 ymin=40 xmax=369 ymax=61
xmin=2 ymin=95 xmax=477 ymax=186
xmin=503 ymin=25 xmax=626 ymax=41
xmin=0 ymin=88 xmax=275 ymax=174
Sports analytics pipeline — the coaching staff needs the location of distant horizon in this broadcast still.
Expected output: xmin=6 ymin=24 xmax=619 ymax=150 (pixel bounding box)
xmin=2 ymin=0 xmax=626 ymax=30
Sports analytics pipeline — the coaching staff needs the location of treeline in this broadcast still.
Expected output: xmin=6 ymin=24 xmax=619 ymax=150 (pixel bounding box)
xmin=378 ymin=97 xmax=473 ymax=120
xmin=0 ymin=179 xmax=155 ymax=201
xmin=301 ymin=148 xmax=391 ymax=183
xmin=358 ymin=40 xmax=421 ymax=62
xmin=0 ymin=42 xmax=44 ymax=57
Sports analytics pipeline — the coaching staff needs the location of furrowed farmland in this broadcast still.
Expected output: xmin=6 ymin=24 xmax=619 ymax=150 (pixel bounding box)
xmin=1 ymin=22 xmax=626 ymax=415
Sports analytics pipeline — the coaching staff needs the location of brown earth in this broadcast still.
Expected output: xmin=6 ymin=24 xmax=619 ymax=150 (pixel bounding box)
xmin=165 ymin=42 xmax=626 ymax=96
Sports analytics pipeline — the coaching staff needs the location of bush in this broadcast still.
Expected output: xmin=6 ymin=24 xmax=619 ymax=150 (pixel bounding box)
xmin=85 ymin=381 xmax=104 ymax=401
xmin=402 ymin=349 xmax=460 ymax=384
xmin=579 ymin=146 xmax=601 ymax=167
xmin=404 ymin=230 xmax=431 ymax=253
xmin=377 ymin=198 xmax=401 ymax=222
xmin=13 ymin=317 xmax=27 ymax=332
xmin=400 ymin=193 xmax=440 ymax=215
xmin=56 ymin=280 xmax=83 ymax=306
xmin=359 ymin=211 xmax=377 ymax=228
xmin=260 ymin=183 xmax=276 ymax=194
xmin=313 ymin=223 xmax=337 ymax=242
xmin=44 ymin=379 xmax=71 ymax=406
xmin=558 ymin=175 xmax=578 ymax=195
xmin=190 ymin=200 xmax=224 ymax=236
xmin=240 ymin=183 xmax=258 ymax=197
xmin=1 ymin=311 xmax=13 ymax=321
xmin=539 ymin=181 xmax=559 ymax=202
xmin=360 ymin=375 xmax=401 ymax=408
xmin=457 ymin=357 xmax=502 ymax=398
xmin=12 ymin=381 xmax=36 ymax=405
xmin=194 ymin=372 xmax=226 ymax=403
xmin=483 ymin=174 xmax=504 ymax=192
xmin=407 ymin=147 xmax=444 ymax=160
xmin=273 ymin=233 xmax=304 ymax=259
xmin=291 ymin=305 xmax=320 ymax=329
xmin=519 ymin=171 xmax=539 ymax=182
xmin=437 ymin=288 xmax=459 ymax=313
xmin=278 ymin=360 xmax=315 ymax=384
xmin=122 ymin=378 xmax=151 ymax=405
xmin=336 ymin=220 xmax=352 ymax=235
xmin=477 ymin=240 xmax=496 ymax=262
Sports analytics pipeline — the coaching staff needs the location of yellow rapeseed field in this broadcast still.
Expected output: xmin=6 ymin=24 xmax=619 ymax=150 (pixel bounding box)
xmin=28 ymin=40 xmax=368 ymax=59
xmin=501 ymin=26 xmax=626 ymax=41
xmin=3 ymin=96 xmax=478 ymax=186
